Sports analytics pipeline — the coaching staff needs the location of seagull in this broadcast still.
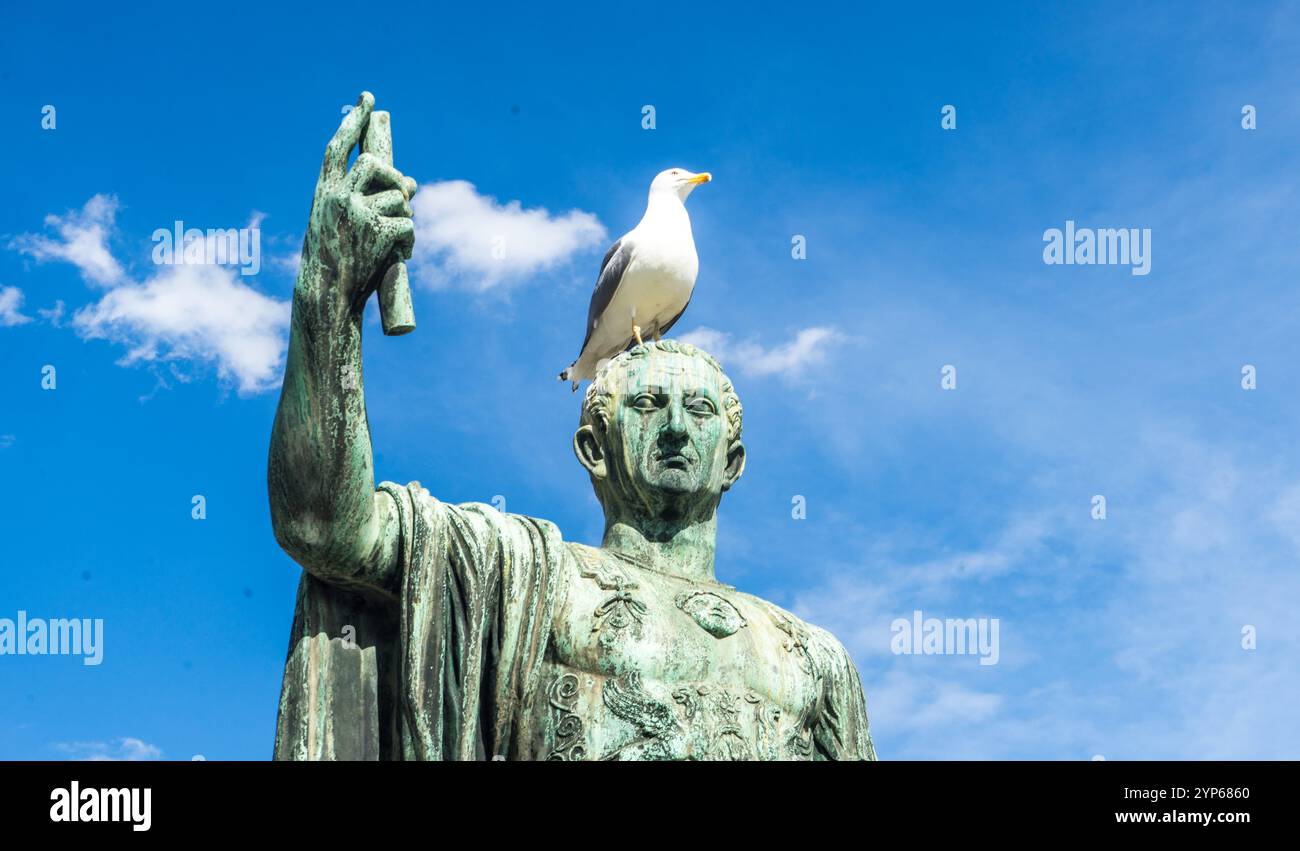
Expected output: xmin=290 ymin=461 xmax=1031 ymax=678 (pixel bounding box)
xmin=558 ymin=168 xmax=711 ymax=390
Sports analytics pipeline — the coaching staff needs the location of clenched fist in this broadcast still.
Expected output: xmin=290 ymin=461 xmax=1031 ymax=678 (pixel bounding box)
xmin=299 ymin=92 xmax=417 ymax=320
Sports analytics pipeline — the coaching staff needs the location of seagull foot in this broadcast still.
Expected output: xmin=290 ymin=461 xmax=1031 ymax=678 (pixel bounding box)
xmin=633 ymin=324 xmax=644 ymax=346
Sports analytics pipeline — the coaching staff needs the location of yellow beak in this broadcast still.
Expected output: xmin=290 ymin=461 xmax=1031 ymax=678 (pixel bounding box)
xmin=687 ymin=172 xmax=712 ymax=185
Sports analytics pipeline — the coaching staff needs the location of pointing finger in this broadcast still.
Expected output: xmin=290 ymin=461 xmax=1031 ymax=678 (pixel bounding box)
xmin=322 ymin=92 xmax=374 ymax=182
xmin=361 ymin=110 xmax=418 ymax=199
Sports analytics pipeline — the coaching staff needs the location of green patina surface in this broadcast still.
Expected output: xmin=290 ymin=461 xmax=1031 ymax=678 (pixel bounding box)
xmin=267 ymin=93 xmax=877 ymax=761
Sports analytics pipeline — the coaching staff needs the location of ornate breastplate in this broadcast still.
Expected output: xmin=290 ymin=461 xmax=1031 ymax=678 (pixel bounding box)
xmin=544 ymin=670 xmax=816 ymax=761
xmin=537 ymin=545 xmax=824 ymax=761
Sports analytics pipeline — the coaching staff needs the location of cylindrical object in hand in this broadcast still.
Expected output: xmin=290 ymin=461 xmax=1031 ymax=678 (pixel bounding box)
xmin=362 ymin=110 xmax=415 ymax=336
xmin=378 ymin=263 xmax=415 ymax=335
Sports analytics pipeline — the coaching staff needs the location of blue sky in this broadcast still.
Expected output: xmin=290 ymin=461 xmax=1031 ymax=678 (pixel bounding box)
xmin=2 ymin=1 xmax=1298 ymax=759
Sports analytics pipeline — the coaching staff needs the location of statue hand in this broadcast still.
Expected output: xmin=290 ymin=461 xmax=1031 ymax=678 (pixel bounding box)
xmin=301 ymin=92 xmax=417 ymax=318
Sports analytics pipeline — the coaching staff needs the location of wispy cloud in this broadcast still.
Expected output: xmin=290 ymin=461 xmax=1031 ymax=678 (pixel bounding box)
xmin=10 ymin=194 xmax=125 ymax=286
xmin=0 ymin=286 xmax=33 ymax=327
xmin=410 ymin=180 xmax=605 ymax=291
xmin=54 ymin=737 xmax=162 ymax=761
xmin=867 ymin=670 xmax=1004 ymax=735
xmin=9 ymin=196 xmax=289 ymax=395
xmin=37 ymin=300 xmax=65 ymax=327
xmin=678 ymin=326 xmax=846 ymax=379
xmin=74 ymin=263 xmax=290 ymax=395
xmin=787 ymin=421 xmax=1300 ymax=759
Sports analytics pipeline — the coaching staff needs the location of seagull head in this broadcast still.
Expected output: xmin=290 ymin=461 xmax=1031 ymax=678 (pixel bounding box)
xmin=650 ymin=167 xmax=712 ymax=202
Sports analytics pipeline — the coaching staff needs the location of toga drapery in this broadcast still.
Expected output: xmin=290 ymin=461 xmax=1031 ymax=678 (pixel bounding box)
xmin=274 ymin=481 xmax=564 ymax=760
xmin=274 ymin=481 xmax=876 ymax=761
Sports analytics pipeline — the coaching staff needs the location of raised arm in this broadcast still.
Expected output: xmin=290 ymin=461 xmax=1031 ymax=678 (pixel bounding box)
xmin=268 ymin=92 xmax=417 ymax=593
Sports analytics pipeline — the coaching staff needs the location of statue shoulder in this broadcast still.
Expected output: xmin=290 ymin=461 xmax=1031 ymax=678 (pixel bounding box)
xmin=561 ymin=541 xmax=630 ymax=587
xmin=734 ymin=591 xmax=856 ymax=669
xmin=383 ymin=480 xmax=565 ymax=538
xmin=457 ymin=499 xmax=564 ymax=538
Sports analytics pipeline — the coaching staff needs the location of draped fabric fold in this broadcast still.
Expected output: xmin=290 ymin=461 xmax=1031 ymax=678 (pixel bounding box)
xmin=274 ymin=481 xmax=564 ymax=761
xmin=272 ymin=482 xmax=875 ymax=761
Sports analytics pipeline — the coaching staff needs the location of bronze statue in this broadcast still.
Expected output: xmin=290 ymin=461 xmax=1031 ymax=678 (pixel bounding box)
xmin=268 ymin=93 xmax=877 ymax=760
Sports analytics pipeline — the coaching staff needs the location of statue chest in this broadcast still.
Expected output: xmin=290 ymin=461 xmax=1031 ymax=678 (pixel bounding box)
xmin=525 ymin=547 xmax=825 ymax=760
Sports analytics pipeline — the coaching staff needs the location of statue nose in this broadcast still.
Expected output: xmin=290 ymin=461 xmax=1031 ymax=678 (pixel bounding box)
xmin=662 ymin=401 xmax=688 ymax=437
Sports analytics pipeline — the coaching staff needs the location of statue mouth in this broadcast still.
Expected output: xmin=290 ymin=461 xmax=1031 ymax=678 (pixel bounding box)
xmin=656 ymin=452 xmax=693 ymax=470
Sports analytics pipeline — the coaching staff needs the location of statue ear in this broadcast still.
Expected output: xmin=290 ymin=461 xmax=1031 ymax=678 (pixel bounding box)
xmin=574 ymin=424 xmax=607 ymax=480
xmin=721 ymin=441 xmax=746 ymax=491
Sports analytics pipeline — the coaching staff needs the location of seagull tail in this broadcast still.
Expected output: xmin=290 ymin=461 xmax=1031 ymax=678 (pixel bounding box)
xmin=558 ymin=364 xmax=580 ymax=392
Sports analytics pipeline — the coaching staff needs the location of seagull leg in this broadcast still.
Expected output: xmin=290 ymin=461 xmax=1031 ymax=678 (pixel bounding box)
xmin=632 ymin=324 xmax=644 ymax=346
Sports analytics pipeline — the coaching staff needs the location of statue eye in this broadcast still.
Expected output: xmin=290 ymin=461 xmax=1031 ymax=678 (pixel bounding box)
xmin=686 ymin=397 xmax=717 ymax=415
xmin=632 ymin=394 xmax=659 ymax=411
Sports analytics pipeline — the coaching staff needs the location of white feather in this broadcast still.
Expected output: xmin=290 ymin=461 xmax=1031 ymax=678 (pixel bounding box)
xmin=561 ymin=168 xmax=709 ymax=388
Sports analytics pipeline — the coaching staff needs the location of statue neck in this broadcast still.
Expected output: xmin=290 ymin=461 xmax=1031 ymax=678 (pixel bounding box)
xmin=601 ymin=508 xmax=718 ymax=584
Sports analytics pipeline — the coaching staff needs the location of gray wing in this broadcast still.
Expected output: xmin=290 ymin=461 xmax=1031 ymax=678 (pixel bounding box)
xmin=577 ymin=238 xmax=634 ymax=356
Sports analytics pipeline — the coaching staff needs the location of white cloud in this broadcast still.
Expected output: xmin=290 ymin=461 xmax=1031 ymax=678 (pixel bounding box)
xmin=38 ymin=299 xmax=65 ymax=327
xmin=10 ymin=195 xmax=290 ymax=395
xmin=0 ymin=286 xmax=33 ymax=326
xmin=10 ymin=194 xmax=125 ymax=286
xmin=74 ymin=263 xmax=290 ymax=395
xmin=789 ymin=512 xmax=1058 ymax=664
xmin=11 ymin=185 xmax=599 ymax=392
xmin=678 ymin=326 xmax=846 ymax=378
xmin=269 ymin=250 xmax=302 ymax=277
xmin=410 ymin=180 xmax=605 ymax=291
xmin=55 ymin=737 xmax=162 ymax=761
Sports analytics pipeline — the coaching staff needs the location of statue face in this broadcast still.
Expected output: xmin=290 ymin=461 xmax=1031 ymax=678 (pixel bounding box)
xmin=577 ymin=350 xmax=744 ymax=516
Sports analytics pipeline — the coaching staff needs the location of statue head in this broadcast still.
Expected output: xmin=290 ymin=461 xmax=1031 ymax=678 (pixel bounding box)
xmin=574 ymin=341 xmax=746 ymax=527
